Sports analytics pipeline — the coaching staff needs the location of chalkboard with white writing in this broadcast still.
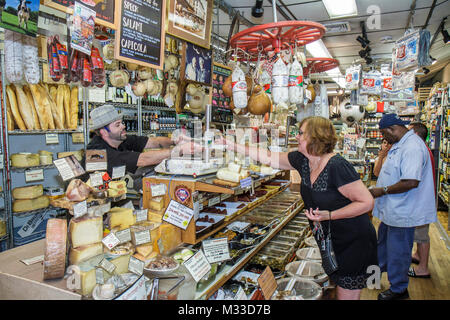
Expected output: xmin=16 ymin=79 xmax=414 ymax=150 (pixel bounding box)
xmin=114 ymin=0 xmax=166 ymax=70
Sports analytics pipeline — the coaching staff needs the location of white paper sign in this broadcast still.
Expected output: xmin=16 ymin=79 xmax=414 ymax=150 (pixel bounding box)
xmin=202 ymin=237 xmax=230 ymax=264
xmin=96 ymin=268 xmax=105 ymax=284
xmin=99 ymin=258 xmax=116 ymax=274
xmin=128 ymin=256 xmax=144 ymax=276
xmin=45 ymin=133 xmax=59 ymax=144
xmin=73 ymin=200 xmax=88 ymax=218
xmin=208 ymin=196 xmax=220 ymax=207
xmin=112 ymin=166 xmax=126 ymax=179
xmin=20 ymin=255 xmax=44 ymax=266
xmin=18 ymin=210 xmax=46 ymax=238
xmin=90 ymin=173 xmax=103 ymax=187
xmin=151 ymin=184 xmax=167 ymax=197
xmin=133 ymin=230 xmax=151 ymax=246
xmin=115 ymin=229 xmax=132 ymax=244
xmin=114 ymin=275 xmax=147 ymax=300
xmin=134 ymin=209 xmax=148 ymax=223
xmin=25 ymin=169 xmax=44 ymax=183
xmin=163 ymin=200 xmax=194 ymax=230
xmin=102 ymin=232 xmax=121 ymax=250
xmin=240 ymin=177 xmax=252 ymax=189
xmin=183 ymin=250 xmax=212 ymax=282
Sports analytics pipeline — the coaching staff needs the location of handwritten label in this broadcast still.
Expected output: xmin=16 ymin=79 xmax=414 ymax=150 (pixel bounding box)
xmin=102 ymin=232 xmax=120 ymax=250
xmin=115 ymin=229 xmax=132 ymax=244
xmin=128 ymin=256 xmax=144 ymax=276
xmin=163 ymin=200 xmax=194 ymax=230
xmin=151 ymin=183 xmax=166 ymax=197
xmin=45 ymin=133 xmax=59 ymax=144
xmin=202 ymin=237 xmax=230 ymax=264
xmin=90 ymin=173 xmax=103 ymax=187
xmin=112 ymin=166 xmax=126 ymax=179
xmin=134 ymin=209 xmax=148 ymax=223
xmin=183 ymin=250 xmax=211 ymax=282
xmin=25 ymin=169 xmax=44 ymax=183
xmin=208 ymin=196 xmax=220 ymax=207
xmin=73 ymin=200 xmax=88 ymax=218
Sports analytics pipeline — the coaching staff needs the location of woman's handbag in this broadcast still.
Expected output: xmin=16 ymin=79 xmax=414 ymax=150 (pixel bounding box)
xmin=312 ymin=212 xmax=338 ymax=275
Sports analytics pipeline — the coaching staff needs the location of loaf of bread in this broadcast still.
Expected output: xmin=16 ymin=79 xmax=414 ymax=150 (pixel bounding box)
xmin=63 ymin=85 xmax=71 ymax=129
xmin=6 ymin=92 xmax=15 ymax=131
xmin=14 ymin=84 xmax=35 ymax=130
xmin=56 ymin=85 xmax=65 ymax=128
xmin=28 ymin=84 xmax=51 ymax=130
xmin=6 ymin=85 xmax=26 ymax=130
xmin=50 ymin=86 xmax=57 ymax=104
xmin=23 ymin=85 xmax=40 ymax=130
xmin=41 ymin=84 xmax=64 ymax=129
xmin=70 ymin=86 xmax=79 ymax=129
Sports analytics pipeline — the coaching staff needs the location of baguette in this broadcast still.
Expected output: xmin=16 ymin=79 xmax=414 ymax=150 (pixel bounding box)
xmin=69 ymin=86 xmax=79 ymax=129
xmin=42 ymin=85 xmax=64 ymax=129
xmin=212 ymin=179 xmax=239 ymax=187
xmin=23 ymin=85 xmax=41 ymax=130
xmin=50 ymin=86 xmax=57 ymax=104
xmin=6 ymin=85 xmax=26 ymax=130
xmin=56 ymin=85 xmax=65 ymax=128
xmin=6 ymin=92 xmax=15 ymax=131
xmin=63 ymin=85 xmax=71 ymax=129
xmin=14 ymin=84 xmax=35 ymax=130
xmin=28 ymin=84 xmax=50 ymax=130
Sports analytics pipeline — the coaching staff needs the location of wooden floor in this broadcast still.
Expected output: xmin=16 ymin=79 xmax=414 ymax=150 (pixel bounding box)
xmin=359 ymin=217 xmax=450 ymax=300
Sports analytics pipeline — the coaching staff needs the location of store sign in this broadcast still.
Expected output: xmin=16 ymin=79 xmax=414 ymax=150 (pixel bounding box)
xmin=44 ymin=0 xmax=116 ymax=29
xmin=114 ymin=0 xmax=166 ymax=70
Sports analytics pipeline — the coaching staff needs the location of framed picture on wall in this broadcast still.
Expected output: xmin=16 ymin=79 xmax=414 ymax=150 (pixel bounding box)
xmin=182 ymin=41 xmax=212 ymax=86
xmin=167 ymin=0 xmax=213 ymax=49
xmin=212 ymin=63 xmax=231 ymax=109
xmin=0 ymin=0 xmax=40 ymax=36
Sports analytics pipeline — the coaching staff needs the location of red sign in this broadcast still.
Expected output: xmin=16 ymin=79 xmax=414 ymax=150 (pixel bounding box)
xmin=363 ymin=78 xmax=375 ymax=87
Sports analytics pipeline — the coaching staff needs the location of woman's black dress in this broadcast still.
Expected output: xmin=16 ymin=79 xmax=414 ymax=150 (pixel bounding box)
xmin=288 ymin=151 xmax=378 ymax=289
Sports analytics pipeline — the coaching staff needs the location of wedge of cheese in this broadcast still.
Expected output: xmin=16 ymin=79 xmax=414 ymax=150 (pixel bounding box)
xmin=158 ymin=223 xmax=182 ymax=254
xmin=109 ymin=207 xmax=135 ymax=231
xmin=69 ymin=242 xmax=103 ymax=265
xmin=13 ymin=195 xmax=49 ymax=213
xmin=12 ymin=184 xmax=43 ymax=200
xmin=149 ymin=196 xmax=165 ymax=211
xmin=69 ymin=216 xmax=103 ymax=248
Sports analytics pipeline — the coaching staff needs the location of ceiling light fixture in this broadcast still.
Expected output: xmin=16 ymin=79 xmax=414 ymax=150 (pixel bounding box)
xmin=322 ymin=0 xmax=358 ymax=19
xmin=359 ymin=46 xmax=371 ymax=58
xmin=251 ymin=0 xmax=264 ymax=18
xmin=365 ymin=56 xmax=373 ymax=65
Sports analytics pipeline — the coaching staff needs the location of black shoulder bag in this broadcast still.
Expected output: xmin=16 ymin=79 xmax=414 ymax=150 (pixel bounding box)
xmin=312 ymin=211 xmax=338 ymax=275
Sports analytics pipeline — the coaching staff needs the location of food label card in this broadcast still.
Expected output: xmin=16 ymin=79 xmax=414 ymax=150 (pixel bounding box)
xmin=183 ymin=250 xmax=211 ymax=282
xmin=163 ymin=200 xmax=194 ymax=230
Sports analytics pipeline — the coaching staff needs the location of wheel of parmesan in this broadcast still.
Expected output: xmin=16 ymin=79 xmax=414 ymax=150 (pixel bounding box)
xmin=43 ymin=219 xmax=67 ymax=280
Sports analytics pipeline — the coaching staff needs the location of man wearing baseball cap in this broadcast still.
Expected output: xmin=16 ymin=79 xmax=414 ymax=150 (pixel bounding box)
xmin=84 ymin=104 xmax=199 ymax=180
xmin=369 ymin=113 xmax=436 ymax=300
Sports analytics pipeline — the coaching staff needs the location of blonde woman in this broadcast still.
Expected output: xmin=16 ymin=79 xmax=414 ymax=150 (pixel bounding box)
xmin=219 ymin=116 xmax=377 ymax=300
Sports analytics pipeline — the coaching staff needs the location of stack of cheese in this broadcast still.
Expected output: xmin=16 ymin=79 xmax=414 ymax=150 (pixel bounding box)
xmin=12 ymin=184 xmax=49 ymax=213
xmin=10 ymin=151 xmax=54 ymax=168
xmin=215 ymin=162 xmax=250 ymax=185
xmin=5 ymin=83 xmax=79 ymax=131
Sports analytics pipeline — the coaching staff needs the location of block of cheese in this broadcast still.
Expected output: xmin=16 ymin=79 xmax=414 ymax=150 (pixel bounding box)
xmin=58 ymin=150 xmax=83 ymax=162
xmin=43 ymin=219 xmax=67 ymax=280
xmin=109 ymin=207 xmax=135 ymax=230
xmin=69 ymin=242 xmax=103 ymax=265
xmin=228 ymin=162 xmax=241 ymax=173
xmin=107 ymin=180 xmax=127 ymax=197
xmin=69 ymin=216 xmax=103 ymax=248
xmin=133 ymin=251 xmax=157 ymax=263
xmin=158 ymin=223 xmax=182 ymax=254
xmin=130 ymin=221 xmax=156 ymax=246
xmin=39 ymin=150 xmax=53 ymax=165
xmin=136 ymin=243 xmax=153 ymax=258
xmin=11 ymin=153 xmax=39 ymax=167
xmin=12 ymin=184 xmax=43 ymax=200
xmin=260 ymin=165 xmax=274 ymax=175
xmin=76 ymin=254 xmax=106 ymax=296
xmin=110 ymin=254 xmax=131 ymax=275
xmin=13 ymin=195 xmax=49 ymax=213
xmin=147 ymin=212 xmax=163 ymax=223
xmin=149 ymin=196 xmax=165 ymax=211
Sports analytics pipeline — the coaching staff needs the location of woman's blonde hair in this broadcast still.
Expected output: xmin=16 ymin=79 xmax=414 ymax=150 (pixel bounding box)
xmin=298 ymin=116 xmax=337 ymax=156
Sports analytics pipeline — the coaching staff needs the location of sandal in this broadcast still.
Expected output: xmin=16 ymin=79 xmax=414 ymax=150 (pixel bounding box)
xmin=408 ymin=267 xmax=431 ymax=278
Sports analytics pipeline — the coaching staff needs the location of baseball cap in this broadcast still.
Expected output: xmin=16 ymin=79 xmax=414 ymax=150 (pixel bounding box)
xmin=379 ymin=113 xmax=410 ymax=129
xmin=89 ymin=104 xmax=123 ymax=130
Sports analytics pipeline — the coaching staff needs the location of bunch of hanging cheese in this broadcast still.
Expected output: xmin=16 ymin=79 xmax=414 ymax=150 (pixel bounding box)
xmin=5 ymin=83 xmax=79 ymax=131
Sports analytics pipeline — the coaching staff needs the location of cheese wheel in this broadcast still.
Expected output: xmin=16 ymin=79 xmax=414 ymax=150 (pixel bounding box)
xmin=39 ymin=150 xmax=53 ymax=165
xmin=13 ymin=195 xmax=49 ymax=213
xmin=12 ymin=184 xmax=43 ymax=200
xmin=43 ymin=219 xmax=67 ymax=280
xmin=11 ymin=153 xmax=40 ymax=167
xmin=6 ymin=85 xmax=26 ymax=130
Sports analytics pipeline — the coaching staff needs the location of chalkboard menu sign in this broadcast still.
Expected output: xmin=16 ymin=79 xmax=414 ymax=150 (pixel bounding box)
xmin=44 ymin=0 xmax=116 ymax=29
xmin=114 ymin=0 xmax=166 ymax=70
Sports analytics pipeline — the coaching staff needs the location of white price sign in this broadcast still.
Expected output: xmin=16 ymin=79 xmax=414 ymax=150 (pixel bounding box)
xmin=202 ymin=237 xmax=230 ymax=264
xmin=183 ymin=250 xmax=211 ymax=282
xmin=128 ymin=256 xmax=144 ymax=276
xmin=99 ymin=258 xmax=116 ymax=274
xmin=151 ymin=184 xmax=166 ymax=197
xmin=134 ymin=209 xmax=148 ymax=223
xmin=45 ymin=133 xmax=59 ymax=144
xmin=162 ymin=200 xmax=194 ymax=230
xmin=112 ymin=166 xmax=126 ymax=179
xmin=102 ymin=232 xmax=120 ymax=250
xmin=115 ymin=228 xmax=132 ymax=244
xmin=208 ymin=196 xmax=220 ymax=207
xmin=89 ymin=173 xmax=103 ymax=187
xmin=133 ymin=230 xmax=151 ymax=246
xmin=25 ymin=169 xmax=44 ymax=183
xmin=73 ymin=200 xmax=88 ymax=218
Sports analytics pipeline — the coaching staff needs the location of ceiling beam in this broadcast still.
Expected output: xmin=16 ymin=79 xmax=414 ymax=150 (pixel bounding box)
xmin=422 ymin=0 xmax=438 ymax=30
xmin=404 ymin=0 xmax=417 ymax=30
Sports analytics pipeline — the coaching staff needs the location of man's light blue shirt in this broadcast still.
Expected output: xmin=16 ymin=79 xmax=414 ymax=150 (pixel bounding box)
xmin=373 ymin=130 xmax=437 ymax=227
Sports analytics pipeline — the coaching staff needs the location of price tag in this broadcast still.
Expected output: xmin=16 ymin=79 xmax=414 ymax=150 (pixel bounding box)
xmin=72 ymin=133 xmax=84 ymax=144
xmin=45 ymin=133 xmax=59 ymax=144
xmin=240 ymin=177 xmax=252 ymax=189
xmin=115 ymin=229 xmax=132 ymax=244
xmin=133 ymin=230 xmax=151 ymax=246
xmin=162 ymin=200 xmax=194 ymax=230
xmin=258 ymin=266 xmax=277 ymax=300
xmin=183 ymin=250 xmax=211 ymax=282
xmin=134 ymin=209 xmax=148 ymax=223
xmin=95 ymin=268 xmax=105 ymax=284
xmin=89 ymin=173 xmax=103 ymax=187
xmin=254 ymin=180 xmax=262 ymax=188
xmin=221 ymin=194 xmax=231 ymax=201
xmin=151 ymin=184 xmax=166 ymax=197
xmin=73 ymin=200 xmax=88 ymax=218
xmin=208 ymin=196 xmax=220 ymax=207
xmin=25 ymin=169 xmax=44 ymax=183
xmin=20 ymin=255 xmax=44 ymax=266
xmin=102 ymin=232 xmax=120 ymax=250
xmin=202 ymin=237 xmax=230 ymax=264
xmin=128 ymin=256 xmax=145 ymax=276
xmin=165 ymin=96 xmax=174 ymax=108
xmin=235 ymin=188 xmax=244 ymax=195
xmin=99 ymin=258 xmax=116 ymax=274
xmin=112 ymin=166 xmax=126 ymax=179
